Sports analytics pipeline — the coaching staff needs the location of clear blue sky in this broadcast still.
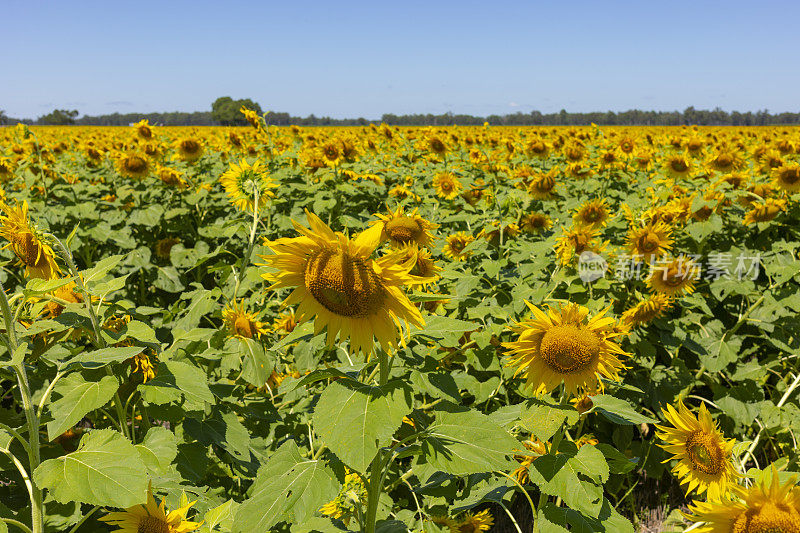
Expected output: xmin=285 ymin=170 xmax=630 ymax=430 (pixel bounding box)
xmin=4 ymin=0 xmax=799 ymax=120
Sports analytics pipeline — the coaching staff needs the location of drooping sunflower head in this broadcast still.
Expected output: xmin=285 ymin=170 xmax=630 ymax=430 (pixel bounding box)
xmin=656 ymin=401 xmax=739 ymax=501
xmin=448 ymin=509 xmax=494 ymax=533
xmin=647 ymin=255 xmax=699 ymax=297
xmin=131 ymin=351 xmax=158 ymax=383
xmin=157 ymin=166 xmax=186 ymax=188
xmin=222 ymin=299 xmax=267 ymax=340
xmin=773 ymin=163 xmax=800 ymax=193
xmin=442 ymin=231 xmax=475 ymax=261
xmin=219 ymin=159 xmax=277 ymax=212
xmin=44 ymin=281 xmax=83 ymax=318
xmin=319 ymin=470 xmax=368 ymax=525
xmin=743 ymin=198 xmax=787 ymax=225
xmin=503 ymin=302 xmax=628 ymax=396
xmin=555 ymin=225 xmax=605 ymax=266
xmin=0 ymin=201 xmax=60 ymax=280
xmin=272 ymin=309 xmax=300 ymax=335
xmin=374 ymin=206 xmax=437 ymax=247
xmin=573 ymin=198 xmax=610 ymax=227
xmin=116 ymin=152 xmax=151 ymax=179
xmin=0 ymin=157 xmax=15 ymax=180
xmin=395 ymin=243 xmax=441 ymax=286
xmin=175 ymin=138 xmax=204 ymax=162
xmin=527 ymin=138 xmax=549 ymax=158
xmin=621 ymin=294 xmax=671 ymax=327
xmin=527 ymin=169 xmax=558 ymax=200
xmin=260 ymin=211 xmax=424 ymax=357
xmin=154 ymin=237 xmax=180 ymax=259
xmin=100 ymin=483 xmax=201 ymax=533
xmin=626 ymin=221 xmax=673 ymax=262
xmin=519 ymin=212 xmax=553 ymax=234
xmin=432 ymin=172 xmax=463 ymax=200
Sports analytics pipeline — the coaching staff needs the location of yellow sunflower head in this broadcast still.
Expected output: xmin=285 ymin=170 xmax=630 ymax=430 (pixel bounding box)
xmin=374 ymin=206 xmax=437 ymax=248
xmin=154 ymin=237 xmax=180 ymax=259
xmin=527 ymin=169 xmax=558 ymax=200
xmin=519 ymin=212 xmax=553 ymax=234
xmin=773 ymin=163 xmax=800 ymax=193
xmin=99 ymin=483 xmax=201 ymax=533
xmin=395 ymin=243 xmax=441 ymax=286
xmin=503 ymin=302 xmax=628 ymax=396
xmin=555 ymin=225 xmax=605 ymax=266
xmin=222 ymin=299 xmax=267 ymax=339
xmin=272 ymin=309 xmax=300 ymax=334
xmin=646 ymin=255 xmax=699 ymax=297
xmin=573 ymin=199 xmax=610 ymax=227
xmin=663 ymin=153 xmax=693 ymax=179
xmin=175 ymin=138 xmax=204 ymax=162
xmin=656 ymin=401 xmax=738 ymax=501
xmin=134 ymin=119 xmax=154 ymax=140
xmin=621 ymin=294 xmax=671 ymax=327
xmin=442 ymin=231 xmax=475 ymax=261
xmin=319 ymin=470 xmax=367 ymax=525
xmin=0 ymin=201 xmax=61 ymax=280
xmin=116 ymin=152 xmax=151 ymax=179
xmin=259 ymin=210 xmax=424 ymax=357
xmin=448 ymin=509 xmax=494 ymax=533
xmin=219 ymin=159 xmax=277 ymax=212
xmin=626 ymin=221 xmax=673 ymax=262
xmin=684 ymin=467 xmax=800 ymax=533
xmin=432 ymin=172 xmax=463 ymax=200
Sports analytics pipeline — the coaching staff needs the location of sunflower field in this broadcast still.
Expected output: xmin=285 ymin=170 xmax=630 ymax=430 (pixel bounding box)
xmin=0 ymin=115 xmax=799 ymax=533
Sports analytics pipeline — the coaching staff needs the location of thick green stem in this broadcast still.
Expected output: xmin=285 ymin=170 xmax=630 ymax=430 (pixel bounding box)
xmin=0 ymin=287 xmax=43 ymax=533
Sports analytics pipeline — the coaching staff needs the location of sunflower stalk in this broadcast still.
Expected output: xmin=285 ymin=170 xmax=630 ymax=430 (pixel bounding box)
xmin=50 ymin=235 xmax=131 ymax=440
xmin=0 ymin=285 xmax=43 ymax=533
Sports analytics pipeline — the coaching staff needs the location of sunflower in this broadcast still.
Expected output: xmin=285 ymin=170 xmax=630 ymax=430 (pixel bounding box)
xmin=272 ymin=309 xmax=300 ymax=334
xmin=374 ymin=206 xmax=437 ymax=247
xmin=555 ymin=225 xmax=605 ymax=266
xmin=448 ymin=510 xmax=494 ymax=533
xmin=512 ymin=438 xmax=549 ymax=484
xmin=626 ymin=221 xmax=673 ymax=262
xmin=618 ymin=136 xmax=635 ymax=154
xmin=99 ymin=484 xmax=201 ymax=533
xmin=131 ymin=351 xmax=157 ymax=383
xmin=527 ymin=170 xmax=558 ymax=199
xmin=219 ymin=159 xmax=277 ymax=212
xmin=175 ymin=138 xmax=204 ymax=162
xmin=656 ymin=401 xmax=738 ymax=501
xmin=259 ymin=211 xmax=424 ymax=357
xmin=743 ymin=198 xmax=787 ymax=225
xmin=0 ymin=157 xmax=15 ymax=180
xmin=0 ymin=201 xmax=60 ymax=279
xmin=503 ymin=302 xmax=627 ymax=396
xmin=621 ymin=294 xmax=671 ymax=327
xmin=319 ymin=470 xmax=367 ymax=525
xmin=427 ymin=135 xmax=447 ymax=156
xmin=527 ymin=138 xmax=549 ymax=158
xmin=442 ymin=232 xmax=475 ymax=261
xmin=773 ymin=163 xmax=800 ymax=193
xmin=116 ymin=152 xmax=150 ymax=179
xmin=240 ymin=106 xmax=262 ymax=130
xmin=43 ymin=281 xmax=83 ymax=318
xmin=684 ymin=468 xmax=800 ymax=533
xmin=157 ymin=166 xmax=186 ymax=188
xmin=133 ymin=119 xmax=154 ymax=140
xmin=222 ymin=299 xmax=267 ymax=339
xmin=319 ymin=142 xmax=342 ymax=167
xmin=432 ymin=172 xmax=463 ymax=200
xmin=663 ymin=153 xmax=693 ymax=179
xmin=396 ymin=243 xmax=440 ymax=285
xmin=573 ymin=199 xmax=610 ymax=227
xmin=647 ymin=256 xmax=699 ymax=297
xmin=519 ymin=212 xmax=552 ymax=234
xmin=389 ymin=184 xmax=421 ymax=202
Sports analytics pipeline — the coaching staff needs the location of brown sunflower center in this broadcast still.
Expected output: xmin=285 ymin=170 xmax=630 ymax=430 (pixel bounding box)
xmin=670 ymin=159 xmax=689 ymax=172
xmin=137 ymin=516 xmax=170 ymax=533
xmin=385 ymin=217 xmax=422 ymax=243
xmin=779 ymin=168 xmax=800 ymax=185
xmin=304 ymin=249 xmax=385 ymax=318
xmin=440 ymin=180 xmax=453 ymax=191
xmin=582 ymin=208 xmax=602 ymax=222
xmin=662 ymin=265 xmax=688 ymax=287
xmin=12 ymin=232 xmax=44 ymax=267
xmin=732 ymin=501 xmax=800 ymax=533
xmin=234 ymin=316 xmax=254 ymax=338
xmin=638 ymin=233 xmax=660 ymax=254
xmin=180 ymin=139 xmax=201 ymax=155
xmin=685 ymin=430 xmax=725 ymax=475
xmin=539 ymin=325 xmax=601 ymax=374
xmin=123 ymin=156 xmax=148 ymax=174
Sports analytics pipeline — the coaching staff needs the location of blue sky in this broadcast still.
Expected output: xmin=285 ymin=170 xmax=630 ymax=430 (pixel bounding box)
xmin=3 ymin=0 xmax=799 ymax=119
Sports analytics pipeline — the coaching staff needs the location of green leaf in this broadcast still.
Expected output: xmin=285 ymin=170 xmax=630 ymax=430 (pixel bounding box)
xmin=312 ymin=381 xmax=412 ymax=472
xmin=46 ymin=373 xmax=119 ymax=440
xmin=519 ymin=396 xmax=579 ymax=441
xmin=421 ymin=405 xmax=520 ymax=475
xmin=411 ymin=316 xmax=476 ymax=342
xmin=165 ymin=360 xmax=215 ymax=409
xmin=70 ymin=346 xmax=145 ymax=369
xmin=588 ymin=395 xmax=656 ymax=425
xmin=23 ymin=277 xmax=73 ymax=297
xmin=232 ymin=440 xmax=338 ymax=532
xmin=203 ymin=499 xmax=239 ymax=532
xmin=81 ymin=254 xmax=125 ymax=284
xmin=239 ymin=338 xmax=273 ymax=388
xmin=135 ymin=427 xmax=178 ymax=475
xmin=570 ymin=444 xmax=609 ymax=483
xmin=33 ymin=429 xmax=148 ymax=508
xmin=528 ymin=453 xmax=603 ymax=515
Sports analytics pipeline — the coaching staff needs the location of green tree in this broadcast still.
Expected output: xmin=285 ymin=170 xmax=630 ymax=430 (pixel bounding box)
xmin=211 ymin=97 xmax=263 ymax=126
xmin=0 ymin=109 xmax=7 ymax=125
xmin=38 ymin=109 xmax=79 ymax=125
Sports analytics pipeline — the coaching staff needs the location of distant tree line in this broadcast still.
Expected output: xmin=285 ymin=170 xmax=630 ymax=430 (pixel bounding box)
xmin=3 ymin=103 xmax=800 ymax=127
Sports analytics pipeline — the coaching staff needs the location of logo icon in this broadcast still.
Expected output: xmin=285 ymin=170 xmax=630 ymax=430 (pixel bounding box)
xmin=578 ymin=251 xmax=608 ymax=283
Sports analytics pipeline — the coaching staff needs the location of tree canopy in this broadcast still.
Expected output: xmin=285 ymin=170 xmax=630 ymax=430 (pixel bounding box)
xmin=211 ymin=97 xmax=263 ymax=126
xmin=38 ymin=109 xmax=79 ymax=125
